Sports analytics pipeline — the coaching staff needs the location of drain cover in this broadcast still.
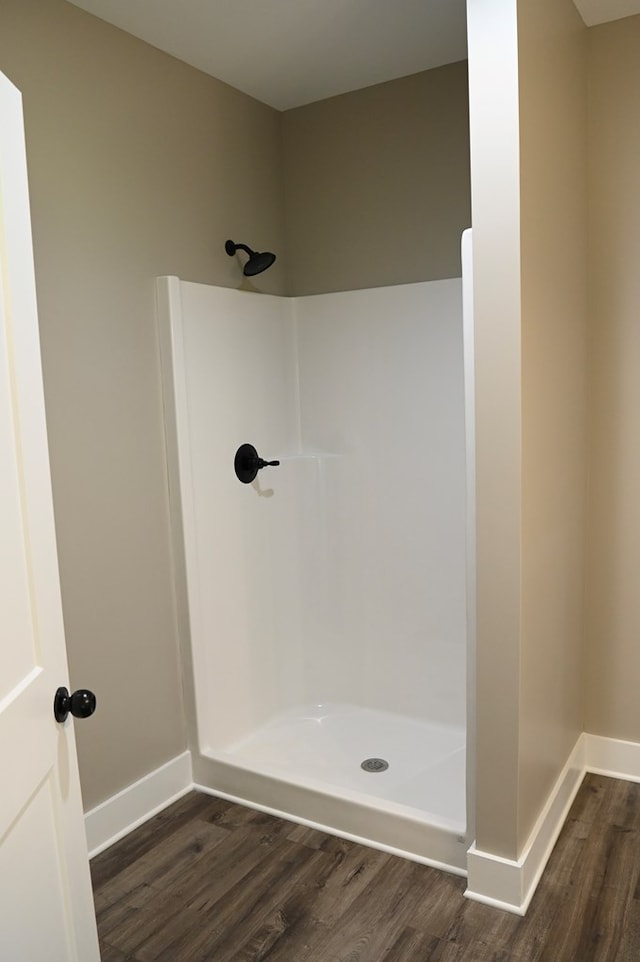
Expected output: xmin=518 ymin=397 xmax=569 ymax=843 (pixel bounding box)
xmin=361 ymin=757 xmax=389 ymax=773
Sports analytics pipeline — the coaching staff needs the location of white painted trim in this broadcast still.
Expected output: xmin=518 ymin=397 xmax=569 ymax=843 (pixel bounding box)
xmin=84 ymin=733 xmax=640 ymax=908
xmin=193 ymin=782 xmax=467 ymax=878
xmin=585 ymin=733 xmax=640 ymax=784
xmin=465 ymin=734 xmax=587 ymax=914
xmin=461 ymin=227 xmax=476 ymax=851
xmin=85 ymin=751 xmax=193 ymax=857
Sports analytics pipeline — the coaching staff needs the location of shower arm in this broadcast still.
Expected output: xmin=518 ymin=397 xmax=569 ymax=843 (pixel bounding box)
xmin=228 ymin=242 xmax=253 ymax=256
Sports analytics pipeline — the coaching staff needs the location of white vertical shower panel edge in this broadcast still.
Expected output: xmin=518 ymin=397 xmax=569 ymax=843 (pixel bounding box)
xmin=462 ymin=229 xmax=477 ymax=849
xmin=157 ymin=275 xmax=470 ymax=873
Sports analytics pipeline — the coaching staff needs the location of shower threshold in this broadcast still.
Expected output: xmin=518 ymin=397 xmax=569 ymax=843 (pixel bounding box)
xmin=192 ymin=702 xmax=468 ymax=874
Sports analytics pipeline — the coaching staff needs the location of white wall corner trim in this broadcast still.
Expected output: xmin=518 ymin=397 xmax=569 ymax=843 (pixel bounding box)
xmin=585 ymin=733 xmax=640 ymax=784
xmin=84 ymin=751 xmax=193 ymax=858
xmin=465 ymin=734 xmax=586 ymax=914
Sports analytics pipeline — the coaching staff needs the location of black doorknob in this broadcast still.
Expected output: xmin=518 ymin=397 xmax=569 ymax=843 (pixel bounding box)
xmin=53 ymin=687 xmax=97 ymax=723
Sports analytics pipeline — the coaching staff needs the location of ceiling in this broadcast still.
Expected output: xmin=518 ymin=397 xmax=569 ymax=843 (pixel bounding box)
xmin=573 ymin=0 xmax=640 ymax=25
xmin=66 ymin=0 xmax=468 ymax=111
xmin=67 ymin=0 xmax=640 ymax=112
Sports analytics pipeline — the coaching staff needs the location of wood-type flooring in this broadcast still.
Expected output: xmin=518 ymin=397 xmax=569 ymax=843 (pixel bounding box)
xmin=91 ymin=773 xmax=640 ymax=961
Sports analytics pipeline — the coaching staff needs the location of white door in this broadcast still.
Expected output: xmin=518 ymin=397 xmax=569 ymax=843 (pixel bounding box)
xmin=0 ymin=72 xmax=101 ymax=961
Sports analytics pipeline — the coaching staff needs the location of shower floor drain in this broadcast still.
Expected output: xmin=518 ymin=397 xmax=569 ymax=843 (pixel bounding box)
xmin=361 ymin=757 xmax=389 ymax=773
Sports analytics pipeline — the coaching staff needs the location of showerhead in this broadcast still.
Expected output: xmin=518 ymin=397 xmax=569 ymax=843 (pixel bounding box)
xmin=225 ymin=239 xmax=276 ymax=277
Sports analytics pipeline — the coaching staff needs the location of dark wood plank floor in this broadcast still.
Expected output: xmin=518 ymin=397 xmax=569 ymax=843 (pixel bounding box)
xmin=91 ymin=773 xmax=640 ymax=961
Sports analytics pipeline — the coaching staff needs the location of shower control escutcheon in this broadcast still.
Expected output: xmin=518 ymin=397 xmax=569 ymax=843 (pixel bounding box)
xmin=234 ymin=443 xmax=280 ymax=484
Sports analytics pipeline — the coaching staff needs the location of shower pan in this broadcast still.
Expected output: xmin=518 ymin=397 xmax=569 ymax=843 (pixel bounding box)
xmin=157 ymin=258 xmax=474 ymax=874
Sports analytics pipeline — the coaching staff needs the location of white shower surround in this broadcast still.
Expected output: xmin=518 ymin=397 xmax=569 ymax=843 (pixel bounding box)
xmin=157 ymin=274 xmax=471 ymax=872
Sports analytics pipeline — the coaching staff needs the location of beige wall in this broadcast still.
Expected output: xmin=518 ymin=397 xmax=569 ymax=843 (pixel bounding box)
xmin=468 ymin=0 xmax=588 ymax=859
xmin=282 ymin=63 xmax=471 ymax=296
xmin=517 ymin=0 xmax=588 ymax=849
xmin=0 ymin=0 xmax=286 ymax=810
xmin=585 ymin=16 xmax=640 ymax=742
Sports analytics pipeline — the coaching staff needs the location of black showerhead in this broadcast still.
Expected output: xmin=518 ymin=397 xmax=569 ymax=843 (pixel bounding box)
xmin=225 ymin=239 xmax=276 ymax=277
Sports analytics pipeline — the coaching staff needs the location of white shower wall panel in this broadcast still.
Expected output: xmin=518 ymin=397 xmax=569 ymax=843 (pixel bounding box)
xmin=166 ymin=282 xmax=304 ymax=749
xmin=159 ymin=277 xmax=466 ymax=756
xmin=295 ymin=282 xmax=466 ymax=726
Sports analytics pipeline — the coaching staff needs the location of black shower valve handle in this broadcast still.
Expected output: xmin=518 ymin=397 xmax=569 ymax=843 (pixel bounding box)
xmin=234 ymin=443 xmax=280 ymax=483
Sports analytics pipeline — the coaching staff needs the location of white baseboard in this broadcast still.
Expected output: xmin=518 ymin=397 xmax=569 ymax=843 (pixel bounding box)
xmin=585 ymin=733 xmax=640 ymax=783
xmin=84 ymin=733 xmax=640 ymax=912
xmin=465 ymin=734 xmax=587 ymax=915
xmin=85 ymin=751 xmax=193 ymax=858
xmin=465 ymin=732 xmax=640 ymax=914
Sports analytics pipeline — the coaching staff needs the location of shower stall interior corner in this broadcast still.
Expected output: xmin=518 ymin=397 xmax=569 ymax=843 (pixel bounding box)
xmin=156 ymin=249 xmax=474 ymax=874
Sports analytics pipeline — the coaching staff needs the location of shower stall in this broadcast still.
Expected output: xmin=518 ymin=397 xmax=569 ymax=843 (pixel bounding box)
xmin=157 ymin=235 xmax=474 ymax=873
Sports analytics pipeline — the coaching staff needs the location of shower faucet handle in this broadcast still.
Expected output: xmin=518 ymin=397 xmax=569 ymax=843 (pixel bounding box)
xmin=234 ymin=443 xmax=280 ymax=484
